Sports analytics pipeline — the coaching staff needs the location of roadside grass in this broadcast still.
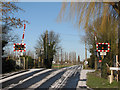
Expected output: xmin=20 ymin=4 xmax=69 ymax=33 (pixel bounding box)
xmin=87 ymin=71 xmax=120 ymax=88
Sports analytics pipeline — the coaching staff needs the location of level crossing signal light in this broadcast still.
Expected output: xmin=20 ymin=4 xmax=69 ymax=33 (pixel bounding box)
xmin=14 ymin=43 xmax=26 ymax=52
xmin=96 ymin=43 xmax=110 ymax=52
xmin=98 ymin=44 xmax=108 ymax=50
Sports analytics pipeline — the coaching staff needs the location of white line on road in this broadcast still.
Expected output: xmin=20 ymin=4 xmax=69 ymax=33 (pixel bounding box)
xmin=0 ymin=69 xmax=43 ymax=84
xmin=3 ymin=69 xmax=52 ymax=89
xmin=50 ymin=65 xmax=80 ymax=89
xmin=27 ymin=68 xmax=66 ymax=89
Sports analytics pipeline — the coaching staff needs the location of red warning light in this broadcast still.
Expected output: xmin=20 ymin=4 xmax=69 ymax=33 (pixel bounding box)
xmin=99 ymin=60 xmax=102 ymax=62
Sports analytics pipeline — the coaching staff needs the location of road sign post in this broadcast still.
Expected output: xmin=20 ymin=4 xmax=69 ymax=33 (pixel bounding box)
xmin=96 ymin=43 xmax=110 ymax=77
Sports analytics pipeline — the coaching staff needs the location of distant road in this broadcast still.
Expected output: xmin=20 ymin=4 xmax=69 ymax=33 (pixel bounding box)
xmin=1 ymin=65 xmax=92 ymax=90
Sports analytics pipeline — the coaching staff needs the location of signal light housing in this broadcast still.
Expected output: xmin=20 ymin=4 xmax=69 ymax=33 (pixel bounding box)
xmin=96 ymin=43 xmax=110 ymax=52
xmin=14 ymin=43 xmax=26 ymax=52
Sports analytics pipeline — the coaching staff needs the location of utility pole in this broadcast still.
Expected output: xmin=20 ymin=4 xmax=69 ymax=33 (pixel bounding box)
xmin=94 ymin=32 xmax=98 ymax=70
xmin=67 ymin=52 xmax=68 ymax=63
xmin=46 ymin=30 xmax=48 ymax=60
xmin=61 ymin=49 xmax=63 ymax=65
xmin=69 ymin=52 xmax=71 ymax=64
xmin=71 ymin=52 xmax=74 ymax=65
xmin=75 ymin=52 xmax=76 ymax=64
xmin=57 ymin=51 xmax=59 ymax=64
xmin=118 ymin=1 xmax=120 ymax=81
xmin=85 ymin=40 xmax=87 ymax=69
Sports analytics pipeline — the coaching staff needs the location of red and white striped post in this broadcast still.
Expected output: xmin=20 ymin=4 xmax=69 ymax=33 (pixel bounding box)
xmin=22 ymin=24 xmax=26 ymax=44
xmin=21 ymin=24 xmax=26 ymax=56
xmin=22 ymin=24 xmax=26 ymax=69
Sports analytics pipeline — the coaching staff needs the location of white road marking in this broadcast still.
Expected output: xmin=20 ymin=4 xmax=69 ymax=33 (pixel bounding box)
xmin=0 ymin=69 xmax=43 ymax=83
xmin=50 ymin=65 xmax=79 ymax=89
xmin=3 ymin=69 xmax=52 ymax=89
xmin=28 ymin=68 xmax=66 ymax=89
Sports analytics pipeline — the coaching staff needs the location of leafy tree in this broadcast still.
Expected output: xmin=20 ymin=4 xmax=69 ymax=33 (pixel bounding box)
xmin=58 ymin=2 xmax=120 ymax=79
xmin=84 ymin=15 xmax=117 ymax=78
xmin=35 ymin=30 xmax=60 ymax=68
xmin=58 ymin=2 xmax=119 ymax=30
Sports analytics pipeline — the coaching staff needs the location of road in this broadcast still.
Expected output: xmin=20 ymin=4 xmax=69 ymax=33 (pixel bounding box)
xmin=1 ymin=65 xmax=92 ymax=90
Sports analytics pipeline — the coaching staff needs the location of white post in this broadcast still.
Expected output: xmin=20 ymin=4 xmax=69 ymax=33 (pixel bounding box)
xmin=116 ymin=55 xmax=119 ymax=82
xmin=110 ymin=70 xmax=113 ymax=84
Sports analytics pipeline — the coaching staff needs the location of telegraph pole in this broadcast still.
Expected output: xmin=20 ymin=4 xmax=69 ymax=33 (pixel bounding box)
xmin=57 ymin=51 xmax=59 ymax=64
xmin=94 ymin=32 xmax=98 ymax=70
xmin=46 ymin=30 xmax=48 ymax=59
xmin=61 ymin=49 xmax=63 ymax=65
xmin=75 ymin=52 xmax=76 ymax=64
xmin=116 ymin=6 xmax=119 ymax=80
xmin=69 ymin=52 xmax=71 ymax=64
xmin=85 ymin=40 xmax=87 ymax=61
xmin=85 ymin=40 xmax=87 ymax=69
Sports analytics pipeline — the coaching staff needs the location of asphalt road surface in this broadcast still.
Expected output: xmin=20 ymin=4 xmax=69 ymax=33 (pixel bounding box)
xmin=1 ymin=65 xmax=89 ymax=90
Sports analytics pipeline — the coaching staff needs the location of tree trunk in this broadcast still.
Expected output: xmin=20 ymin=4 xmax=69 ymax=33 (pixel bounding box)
xmin=118 ymin=1 xmax=120 ymax=81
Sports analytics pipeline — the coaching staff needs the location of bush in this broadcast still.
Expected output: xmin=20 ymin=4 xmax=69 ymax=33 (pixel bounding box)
xmin=2 ymin=58 xmax=16 ymax=73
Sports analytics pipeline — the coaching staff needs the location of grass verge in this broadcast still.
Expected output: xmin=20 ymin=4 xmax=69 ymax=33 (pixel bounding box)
xmin=87 ymin=71 xmax=120 ymax=88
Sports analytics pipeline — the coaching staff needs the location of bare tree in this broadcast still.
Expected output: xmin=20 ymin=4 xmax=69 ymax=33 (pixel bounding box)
xmin=1 ymin=2 xmax=29 ymax=28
